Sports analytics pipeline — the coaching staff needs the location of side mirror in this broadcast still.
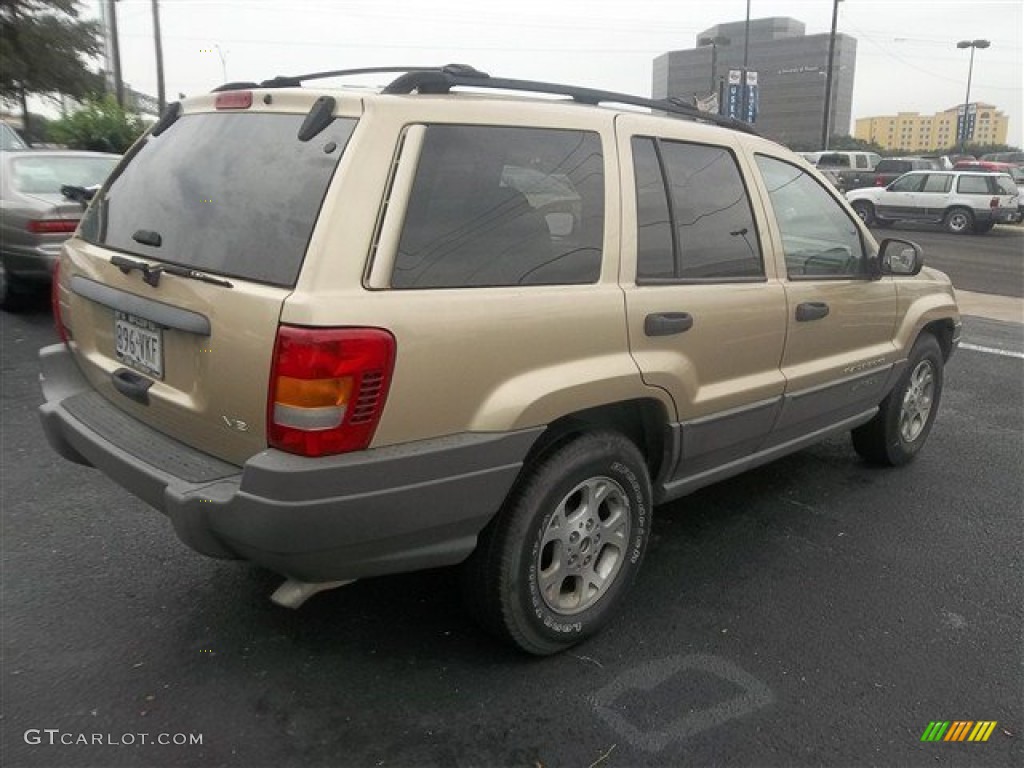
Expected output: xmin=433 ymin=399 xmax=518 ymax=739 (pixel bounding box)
xmin=877 ymin=238 xmax=923 ymax=277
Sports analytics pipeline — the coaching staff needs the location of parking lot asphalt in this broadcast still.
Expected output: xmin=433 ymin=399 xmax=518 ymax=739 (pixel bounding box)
xmin=3 ymin=286 xmax=1022 ymax=767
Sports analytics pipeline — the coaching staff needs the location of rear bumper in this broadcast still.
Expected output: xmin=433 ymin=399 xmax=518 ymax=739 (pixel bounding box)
xmin=39 ymin=343 xmax=539 ymax=582
xmin=2 ymin=241 xmax=60 ymax=281
xmin=976 ymin=206 xmax=1018 ymax=224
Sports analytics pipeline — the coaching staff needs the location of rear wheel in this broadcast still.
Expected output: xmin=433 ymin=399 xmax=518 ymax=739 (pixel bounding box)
xmin=942 ymin=207 xmax=974 ymax=234
xmin=0 ymin=261 xmax=26 ymax=312
xmin=852 ymin=334 xmax=944 ymax=466
xmin=851 ymin=200 xmax=875 ymax=226
xmin=462 ymin=430 xmax=652 ymax=655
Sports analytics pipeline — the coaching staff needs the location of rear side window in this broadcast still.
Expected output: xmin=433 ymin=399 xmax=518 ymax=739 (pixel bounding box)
xmin=922 ymin=174 xmax=952 ymax=193
xmin=80 ymin=113 xmax=356 ymax=287
xmin=957 ymin=176 xmax=991 ymax=194
xmin=392 ymin=125 xmax=604 ymax=288
xmin=632 ymin=137 xmax=762 ymax=281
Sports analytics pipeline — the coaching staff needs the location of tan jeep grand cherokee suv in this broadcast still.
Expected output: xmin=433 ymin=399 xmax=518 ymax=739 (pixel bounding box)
xmin=39 ymin=65 xmax=961 ymax=654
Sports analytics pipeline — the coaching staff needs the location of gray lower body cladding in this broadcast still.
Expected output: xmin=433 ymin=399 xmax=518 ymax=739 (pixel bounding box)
xmin=38 ymin=343 xmax=539 ymax=582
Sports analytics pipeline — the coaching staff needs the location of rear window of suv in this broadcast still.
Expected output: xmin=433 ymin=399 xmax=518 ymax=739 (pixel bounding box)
xmin=80 ymin=112 xmax=357 ymax=287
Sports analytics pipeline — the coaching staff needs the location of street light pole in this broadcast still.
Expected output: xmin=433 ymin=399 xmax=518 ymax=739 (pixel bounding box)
xmin=821 ymin=0 xmax=842 ymax=150
xmin=151 ymin=0 xmax=165 ymax=112
xmin=740 ymin=0 xmax=751 ymax=121
xmin=698 ymin=35 xmax=730 ymax=96
xmin=957 ymin=39 xmax=990 ymax=154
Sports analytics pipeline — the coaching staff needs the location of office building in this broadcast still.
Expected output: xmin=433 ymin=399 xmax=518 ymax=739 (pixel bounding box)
xmin=855 ymin=104 xmax=1009 ymax=152
xmin=653 ymin=17 xmax=857 ymax=148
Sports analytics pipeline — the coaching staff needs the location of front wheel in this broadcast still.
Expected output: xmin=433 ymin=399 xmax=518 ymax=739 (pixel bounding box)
xmin=852 ymin=334 xmax=944 ymax=466
xmin=943 ymin=207 xmax=974 ymax=235
xmin=462 ymin=431 xmax=652 ymax=655
xmin=851 ymin=200 xmax=875 ymax=226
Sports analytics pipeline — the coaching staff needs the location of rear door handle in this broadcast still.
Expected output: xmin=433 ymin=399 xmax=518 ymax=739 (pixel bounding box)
xmin=796 ymin=302 xmax=830 ymax=322
xmin=645 ymin=312 xmax=694 ymax=337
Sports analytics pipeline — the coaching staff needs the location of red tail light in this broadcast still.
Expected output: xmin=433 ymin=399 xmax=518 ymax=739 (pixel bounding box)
xmin=28 ymin=219 xmax=78 ymax=234
xmin=215 ymin=91 xmax=253 ymax=110
xmin=874 ymin=176 xmax=885 ymax=186
xmin=51 ymin=260 xmax=69 ymax=345
xmin=990 ymin=197 xmax=999 ymax=208
xmin=268 ymin=326 xmax=396 ymax=457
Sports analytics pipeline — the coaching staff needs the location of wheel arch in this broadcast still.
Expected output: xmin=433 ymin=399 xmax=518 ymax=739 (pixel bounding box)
xmin=521 ymin=398 xmax=670 ymax=484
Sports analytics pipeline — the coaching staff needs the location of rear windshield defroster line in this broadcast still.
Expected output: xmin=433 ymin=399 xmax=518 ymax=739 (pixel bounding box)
xmin=80 ymin=112 xmax=357 ymax=288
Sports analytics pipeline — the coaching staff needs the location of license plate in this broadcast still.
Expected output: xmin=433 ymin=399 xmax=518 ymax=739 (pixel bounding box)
xmin=114 ymin=311 xmax=163 ymax=379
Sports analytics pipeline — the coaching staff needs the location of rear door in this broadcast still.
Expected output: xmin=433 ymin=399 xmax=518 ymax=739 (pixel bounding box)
xmin=917 ymin=172 xmax=954 ymax=219
xmin=59 ymin=96 xmax=360 ymax=465
xmin=617 ymin=116 xmax=788 ymax=482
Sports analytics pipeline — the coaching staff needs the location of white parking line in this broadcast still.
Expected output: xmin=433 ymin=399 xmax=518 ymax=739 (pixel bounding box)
xmin=959 ymin=343 xmax=1024 ymax=359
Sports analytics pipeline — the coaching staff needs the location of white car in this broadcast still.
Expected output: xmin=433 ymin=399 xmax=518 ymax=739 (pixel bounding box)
xmin=846 ymin=170 xmax=1019 ymax=234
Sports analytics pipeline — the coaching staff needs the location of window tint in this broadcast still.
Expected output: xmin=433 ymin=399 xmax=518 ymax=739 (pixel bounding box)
xmin=889 ymin=174 xmax=925 ymax=192
xmin=957 ymin=175 xmax=990 ymax=194
xmin=921 ymin=174 xmax=952 ymax=193
xmin=755 ymin=155 xmax=866 ymax=278
xmin=80 ymin=113 xmax=356 ymax=287
xmin=392 ymin=125 xmax=604 ymax=288
xmin=632 ymin=138 xmax=674 ymax=278
xmin=633 ymin=138 xmax=761 ymax=281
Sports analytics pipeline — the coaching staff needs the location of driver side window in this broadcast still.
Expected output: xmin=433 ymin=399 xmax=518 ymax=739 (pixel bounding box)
xmin=755 ymin=154 xmax=867 ymax=278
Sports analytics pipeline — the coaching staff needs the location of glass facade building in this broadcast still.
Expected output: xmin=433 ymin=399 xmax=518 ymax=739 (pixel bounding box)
xmin=653 ymin=17 xmax=857 ymax=149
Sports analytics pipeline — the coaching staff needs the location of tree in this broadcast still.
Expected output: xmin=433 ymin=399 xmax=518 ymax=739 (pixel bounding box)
xmin=0 ymin=0 xmax=104 ymax=142
xmin=47 ymin=95 xmax=145 ymax=153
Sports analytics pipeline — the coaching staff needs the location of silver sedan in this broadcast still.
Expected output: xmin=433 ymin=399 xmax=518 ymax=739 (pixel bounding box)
xmin=1 ymin=150 xmax=119 ymax=309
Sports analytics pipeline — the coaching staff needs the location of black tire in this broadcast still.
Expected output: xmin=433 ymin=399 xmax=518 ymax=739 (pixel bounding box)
xmin=972 ymin=220 xmax=995 ymax=234
xmin=0 ymin=261 xmax=27 ymax=312
xmin=852 ymin=334 xmax=944 ymax=466
xmin=461 ymin=430 xmax=652 ymax=655
xmin=942 ymin=207 xmax=974 ymax=235
xmin=851 ymin=201 xmax=875 ymax=226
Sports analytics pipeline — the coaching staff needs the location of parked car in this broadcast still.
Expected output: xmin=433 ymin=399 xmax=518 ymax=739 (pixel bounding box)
xmin=1 ymin=150 xmax=119 ymax=309
xmin=814 ymin=150 xmax=882 ymax=191
xmin=846 ymin=169 xmax=1019 ymax=233
xmin=39 ymin=65 xmax=961 ymax=655
xmin=980 ymin=151 xmax=1024 ymax=165
xmin=846 ymin=157 xmax=942 ymax=191
xmin=1 ymin=121 xmax=28 ymax=151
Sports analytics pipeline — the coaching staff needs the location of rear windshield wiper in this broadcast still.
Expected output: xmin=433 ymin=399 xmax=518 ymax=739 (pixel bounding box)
xmin=110 ymin=254 xmax=233 ymax=288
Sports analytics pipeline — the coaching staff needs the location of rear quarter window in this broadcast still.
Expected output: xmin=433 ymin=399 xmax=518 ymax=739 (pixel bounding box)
xmin=957 ymin=175 xmax=992 ymax=195
xmin=391 ymin=125 xmax=604 ymax=288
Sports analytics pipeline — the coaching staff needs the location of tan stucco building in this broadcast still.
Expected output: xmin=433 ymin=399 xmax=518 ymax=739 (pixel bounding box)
xmin=855 ymin=103 xmax=1008 ymax=152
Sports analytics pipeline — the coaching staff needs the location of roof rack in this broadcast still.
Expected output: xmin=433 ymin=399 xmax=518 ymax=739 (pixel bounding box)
xmin=253 ymin=64 xmax=759 ymax=136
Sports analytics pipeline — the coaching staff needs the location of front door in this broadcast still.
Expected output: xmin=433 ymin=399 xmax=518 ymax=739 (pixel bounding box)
xmin=749 ymin=154 xmax=899 ymax=449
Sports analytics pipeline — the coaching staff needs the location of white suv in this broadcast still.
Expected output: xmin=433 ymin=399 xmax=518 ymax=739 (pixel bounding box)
xmin=846 ymin=169 xmax=1018 ymax=234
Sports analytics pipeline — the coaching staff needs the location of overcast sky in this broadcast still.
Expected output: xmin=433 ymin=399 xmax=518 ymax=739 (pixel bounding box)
xmin=100 ymin=0 xmax=1023 ymax=146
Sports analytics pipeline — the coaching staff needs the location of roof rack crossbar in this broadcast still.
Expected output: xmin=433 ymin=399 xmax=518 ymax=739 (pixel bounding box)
xmin=381 ymin=68 xmax=759 ymax=136
xmin=260 ymin=66 xmax=451 ymax=89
